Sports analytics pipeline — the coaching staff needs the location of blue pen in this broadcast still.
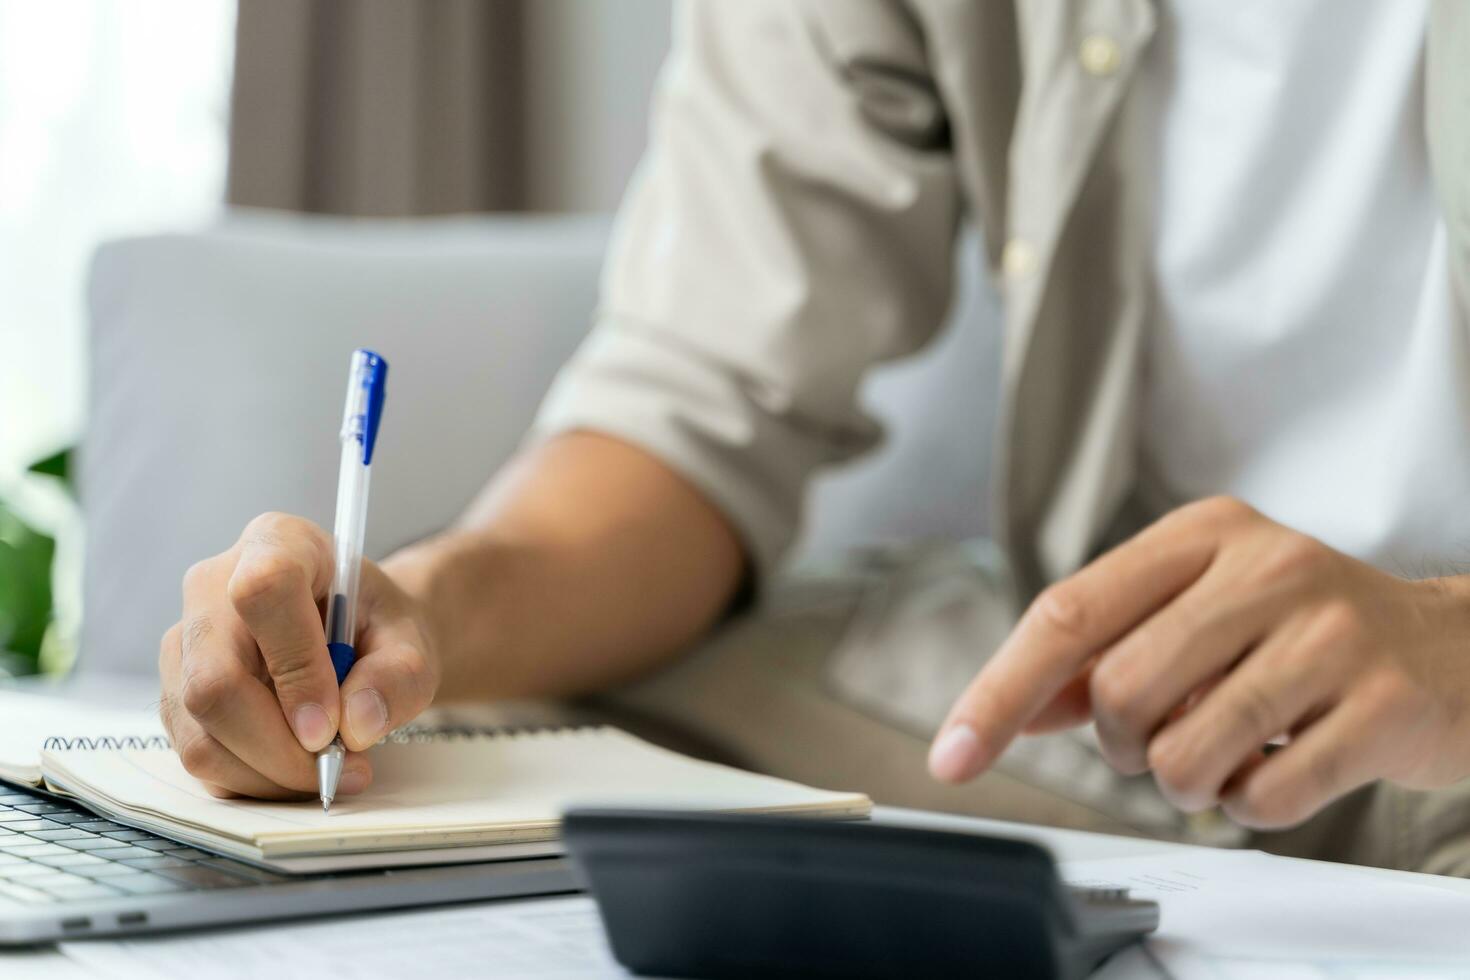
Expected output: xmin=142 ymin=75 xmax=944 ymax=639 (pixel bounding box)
xmin=317 ymin=349 xmax=388 ymax=813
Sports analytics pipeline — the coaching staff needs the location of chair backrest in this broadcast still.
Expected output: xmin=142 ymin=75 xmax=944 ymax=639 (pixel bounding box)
xmin=79 ymin=211 xmax=1000 ymax=677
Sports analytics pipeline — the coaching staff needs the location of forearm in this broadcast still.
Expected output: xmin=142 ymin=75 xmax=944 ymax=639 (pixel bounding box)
xmin=381 ymin=432 xmax=747 ymax=702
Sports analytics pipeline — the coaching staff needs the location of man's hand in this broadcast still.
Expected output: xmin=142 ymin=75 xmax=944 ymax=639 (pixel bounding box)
xmin=159 ymin=512 xmax=441 ymax=799
xmin=154 ymin=433 xmax=745 ymax=803
xmin=928 ymin=496 xmax=1470 ymax=829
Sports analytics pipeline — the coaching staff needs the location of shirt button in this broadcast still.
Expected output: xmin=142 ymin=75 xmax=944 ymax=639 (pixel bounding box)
xmin=1078 ymin=34 xmax=1122 ymax=76
xmin=1002 ymin=238 xmax=1036 ymax=280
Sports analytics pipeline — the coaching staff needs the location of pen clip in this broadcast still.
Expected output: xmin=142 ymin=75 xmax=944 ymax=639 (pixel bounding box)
xmin=343 ymin=349 xmax=389 ymax=466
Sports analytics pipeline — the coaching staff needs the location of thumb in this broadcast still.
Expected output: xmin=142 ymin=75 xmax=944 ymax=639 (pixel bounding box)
xmin=336 ymin=614 xmax=439 ymax=751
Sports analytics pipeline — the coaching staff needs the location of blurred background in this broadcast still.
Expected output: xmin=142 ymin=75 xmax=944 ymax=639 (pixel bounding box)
xmin=0 ymin=0 xmax=998 ymax=686
xmin=0 ymin=0 xmax=675 ymax=678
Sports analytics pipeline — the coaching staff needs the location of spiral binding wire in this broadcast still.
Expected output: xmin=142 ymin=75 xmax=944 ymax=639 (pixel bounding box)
xmin=41 ymin=726 xmax=594 ymax=751
xmin=42 ymin=734 xmax=172 ymax=751
xmin=382 ymin=723 xmax=593 ymax=744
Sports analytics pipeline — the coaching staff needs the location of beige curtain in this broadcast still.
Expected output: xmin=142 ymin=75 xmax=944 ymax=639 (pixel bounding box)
xmin=227 ymin=0 xmax=527 ymax=216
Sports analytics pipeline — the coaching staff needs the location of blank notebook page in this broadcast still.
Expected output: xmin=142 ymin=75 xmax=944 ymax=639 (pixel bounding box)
xmin=0 ymin=691 xmax=161 ymax=786
xmin=41 ymin=726 xmax=870 ymax=857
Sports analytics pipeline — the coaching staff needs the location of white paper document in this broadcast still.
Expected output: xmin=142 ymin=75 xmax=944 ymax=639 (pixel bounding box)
xmin=60 ymin=844 xmax=1470 ymax=979
xmin=60 ymin=896 xmax=627 ymax=980
xmin=1064 ymin=849 xmax=1470 ymax=978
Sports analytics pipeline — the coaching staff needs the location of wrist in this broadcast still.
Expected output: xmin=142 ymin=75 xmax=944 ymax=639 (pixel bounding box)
xmin=1424 ymin=573 xmax=1470 ymax=644
xmin=380 ymin=531 xmax=513 ymax=698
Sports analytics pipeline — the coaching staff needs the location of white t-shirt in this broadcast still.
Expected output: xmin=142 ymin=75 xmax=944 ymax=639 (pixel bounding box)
xmin=1134 ymin=0 xmax=1467 ymax=573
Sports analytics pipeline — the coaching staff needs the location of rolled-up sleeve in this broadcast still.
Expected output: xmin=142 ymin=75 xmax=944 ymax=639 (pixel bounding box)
xmin=531 ymin=0 xmax=962 ymax=586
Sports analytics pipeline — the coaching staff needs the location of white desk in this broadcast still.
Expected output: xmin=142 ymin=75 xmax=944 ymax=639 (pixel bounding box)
xmin=9 ymin=804 xmax=1470 ymax=977
xmin=886 ymin=805 xmax=1470 ymax=897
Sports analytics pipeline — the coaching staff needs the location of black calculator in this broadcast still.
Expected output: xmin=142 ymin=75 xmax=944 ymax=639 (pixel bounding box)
xmin=564 ymin=809 xmax=1159 ymax=980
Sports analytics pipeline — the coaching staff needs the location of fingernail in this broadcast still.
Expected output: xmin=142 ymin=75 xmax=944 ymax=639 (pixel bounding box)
xmin=338 ymin=767 xmax=370 ymax=796
xmin=346 ymin=688 xmax=388 ymax=745
xmin=928 ymin=724 xmax=981 ymax=783
xmin=292 ymin=703 xmax=332 ymax=752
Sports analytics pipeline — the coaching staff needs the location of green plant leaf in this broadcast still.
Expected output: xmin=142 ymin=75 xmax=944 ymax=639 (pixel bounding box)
xmin=0 ymin=500 xmax=55 ymax=674
xmin=27 ymin=447 xmax=73 ymax=491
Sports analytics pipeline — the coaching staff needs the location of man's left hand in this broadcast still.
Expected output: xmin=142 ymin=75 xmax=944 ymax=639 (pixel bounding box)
xmin=928 ymin=496 xmax=1470 ymax=828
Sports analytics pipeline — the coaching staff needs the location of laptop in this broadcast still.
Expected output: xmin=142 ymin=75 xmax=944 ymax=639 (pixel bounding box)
xmin=0 ymin=781 xmax=575 ymax=945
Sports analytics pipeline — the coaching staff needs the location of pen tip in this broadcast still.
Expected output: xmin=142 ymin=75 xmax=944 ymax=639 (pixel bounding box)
xmin=322 ymin=798 xmax=332 ymax=815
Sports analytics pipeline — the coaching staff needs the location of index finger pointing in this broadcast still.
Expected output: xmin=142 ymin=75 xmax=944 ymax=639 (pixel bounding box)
xmin=929 ymin=499 xmax=1237 ymax=782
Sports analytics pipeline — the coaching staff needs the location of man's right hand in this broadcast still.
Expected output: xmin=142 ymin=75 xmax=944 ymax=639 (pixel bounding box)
xmin=159 ymin=512 xmax=441 ymax=799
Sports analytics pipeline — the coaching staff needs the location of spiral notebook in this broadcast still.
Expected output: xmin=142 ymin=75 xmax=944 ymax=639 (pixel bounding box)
xmin=3 ymin=693 xmax=870 ymax=874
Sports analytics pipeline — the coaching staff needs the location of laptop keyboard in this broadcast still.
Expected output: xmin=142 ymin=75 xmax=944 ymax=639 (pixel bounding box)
xmin=0 ymin=785 xmax=291 ymax=905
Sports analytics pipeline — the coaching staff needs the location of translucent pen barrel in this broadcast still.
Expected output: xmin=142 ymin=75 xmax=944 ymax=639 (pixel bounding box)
xmin=325 ymin=440 xmax=370 ymax=656
xmin=322 ymin=348 xmax=383 ymax=685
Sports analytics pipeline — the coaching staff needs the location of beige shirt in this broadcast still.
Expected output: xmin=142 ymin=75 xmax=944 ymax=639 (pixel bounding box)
xmin=534 ymin=0 xmax=1470 ymax=602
